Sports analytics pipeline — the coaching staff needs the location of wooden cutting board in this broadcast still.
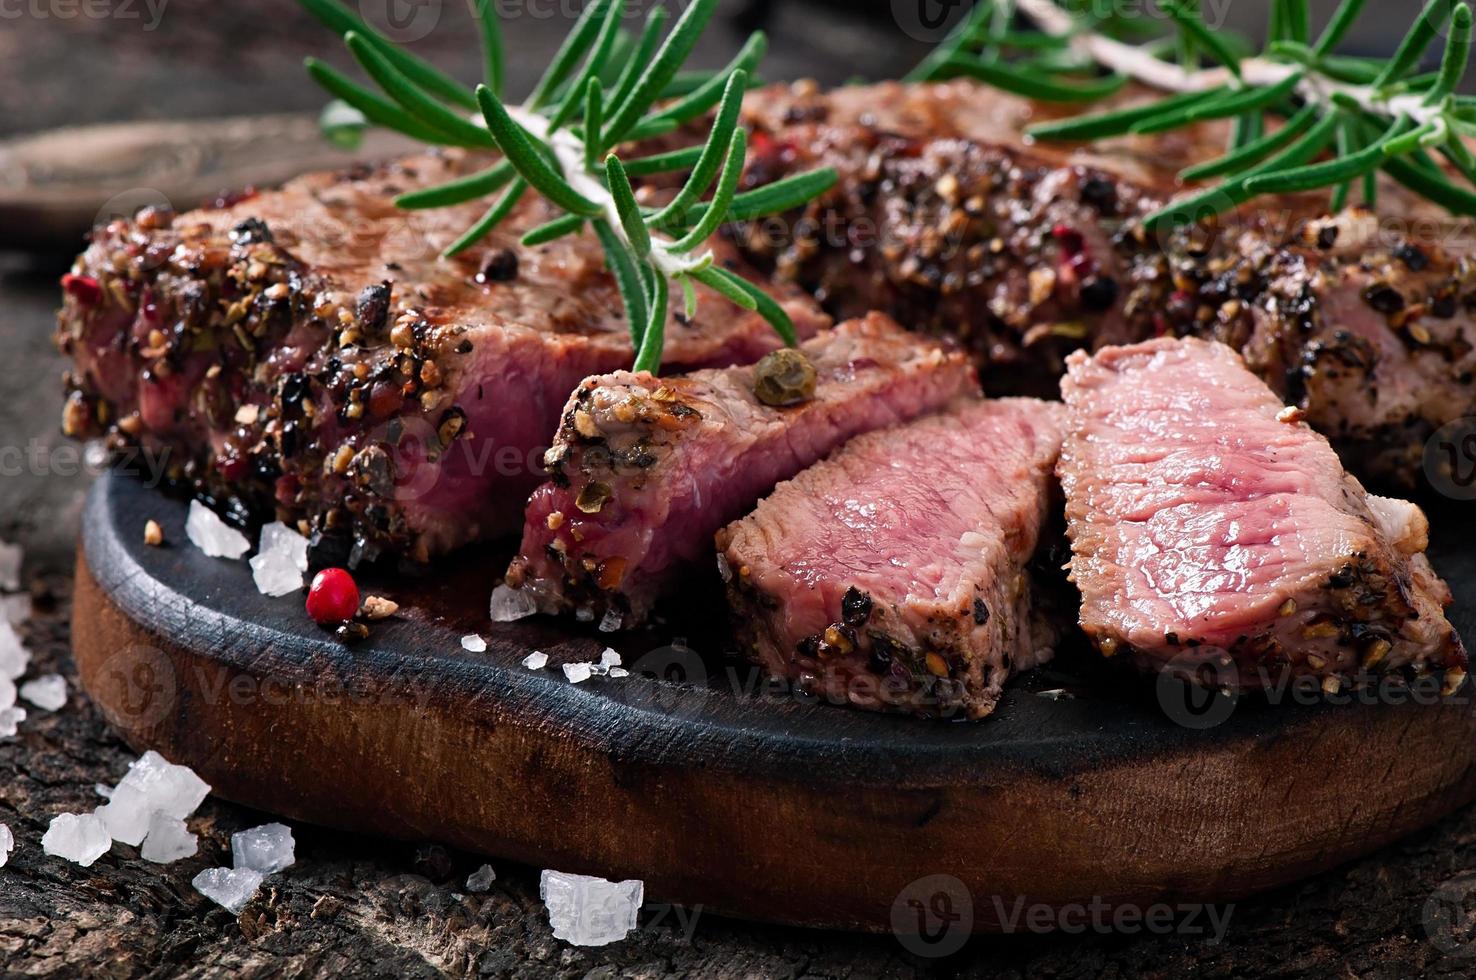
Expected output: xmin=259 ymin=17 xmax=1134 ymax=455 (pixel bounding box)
xmin=71 ymin=469 xmax=1476 ymax=933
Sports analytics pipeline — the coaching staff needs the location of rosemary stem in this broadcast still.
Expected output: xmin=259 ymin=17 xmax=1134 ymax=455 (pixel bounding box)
xmin=1013 ymin=0 xmax=1450 ymax=131
xmin=504 ymin=106 xmax=714 ymax=281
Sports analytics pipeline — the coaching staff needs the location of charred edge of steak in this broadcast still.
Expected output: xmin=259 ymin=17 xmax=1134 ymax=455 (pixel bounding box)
xmin=721 ymin=572 xmax=1036 ymax=721
xmin=1091 ymin=551 xmax=1467 ymax=692
xmin=732 ymin=118 xmax=1476 ymax=487
xmin=55 ymin=212 xmax=469 ymax=565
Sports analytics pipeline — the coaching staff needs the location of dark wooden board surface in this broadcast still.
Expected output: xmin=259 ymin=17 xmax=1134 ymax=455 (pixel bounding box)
xmin=71 ymin=468 xmax=1476 ymax=934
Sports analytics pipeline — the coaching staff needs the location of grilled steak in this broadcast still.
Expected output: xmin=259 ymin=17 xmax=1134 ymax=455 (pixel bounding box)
xmin=733 ymin=80 xmax=1476 ymax=487
xmin=54 ymin=153 xmax=827 ymax=562
xmin=1057 ymin=337 xmax=1467 ymax=692
xmin=717 ymin=397 xmax=1065 ymax=720
xmin=506 ymin=314 xmax=977 ymax=624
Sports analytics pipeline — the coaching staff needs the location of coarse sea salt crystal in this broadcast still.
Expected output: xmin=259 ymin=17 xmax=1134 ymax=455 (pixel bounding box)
xmin=460 ymin=634 xmax=487 ymax=653
xmin=597 ymin=608 xmax=622 ymax=633
xmin=0 ymin=541 xmax=21 ymax=592
xmin=599 ymin=648 xmax=622 ymax=668
xmin=185 ymin=500 xmax=250 ymax=560
xmin=96 ymin=751 xmax=211 ymax=846
xmin=562 ymin=662 xmax=593 ymax=684
xmin=489 ymin=584 xmax=537 ymax=622
xmin=232 ymin=822 xmax=295 ymax=873
xmin=1 ymin=594 xmax=29 ymax=626
xmin=540 ymin=870 xmax=643 ymax=946
xmin=0 ymin=822 xmax=11 ymax=867
xmin=523 ymin=651 xmax=548 ymax=670
xmin=0 ymin=621 xmax=30 ymax=680
xmin=193 ymin=866 xmax=265 ymax=914
xmin=0 ymin=674 xmax=14 ymax=710
xmin=250 ymin=522 xmax=309 ymax=597
xmin=140 ymin=812 xmax=198 ymax=864
xmin=466 ymin=863 xmax=497 ymax=892
xmin=0 ymin=706 xmax=25 ymax=737
xmin=20 ymin=674 xmax=67 ymax=712
xmin=607 ymin=667 xmax=630 ymax=679
xmin=42 ymin=812 xmax=112 ymax=867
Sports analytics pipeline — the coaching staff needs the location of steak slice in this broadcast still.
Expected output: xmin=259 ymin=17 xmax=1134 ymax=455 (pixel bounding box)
xmin=54 ymin=152 xmax=827 ymax=562
xmin=731 ymin=80 xmax=1476 ymax=488
xmin=716 ymin=398 xmax=1066 ymax=720
xmin=1057 ymin=337 xmax=1467 ymax=692
xmin=506 ymin=313 xmax=977 ymax=625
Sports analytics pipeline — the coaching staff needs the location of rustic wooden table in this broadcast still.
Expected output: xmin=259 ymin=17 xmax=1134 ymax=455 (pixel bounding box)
xmin=3 ymin=2 xmax=1475 ymax=976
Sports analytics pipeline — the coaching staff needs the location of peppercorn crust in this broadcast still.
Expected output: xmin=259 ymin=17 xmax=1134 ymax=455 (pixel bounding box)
xmin=716 ymin=398 xmax=1066 ymax=720
xmin=53 ymin=150 xmax=827 ymax=563
xmin=507 ymin=314 xmax=979 ymax=626
xmin=730 ymin=79 xmax=1476 ymax=489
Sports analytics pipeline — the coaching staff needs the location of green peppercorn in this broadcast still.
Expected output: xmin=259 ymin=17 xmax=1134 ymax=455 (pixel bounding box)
xmin=753 ymin=349 xmax=817 ymax=407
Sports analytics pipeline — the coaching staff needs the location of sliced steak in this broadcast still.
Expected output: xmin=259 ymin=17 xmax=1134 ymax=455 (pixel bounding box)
xmin=506 ymin=314 xmax=977 ymax=624
xmin=731 ymin=80 xmax=1476 ymax=488
xmin=1057 ymin=337 xmax=1467 ymax=692
xmin=717 ymin=398 xmax=1066 ymax=720
xmin=54 ymin=152 xmax=827 ymax=562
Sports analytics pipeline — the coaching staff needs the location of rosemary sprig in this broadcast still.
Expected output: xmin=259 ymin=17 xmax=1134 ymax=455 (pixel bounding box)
xmin=300 ymin=0 xmax=836 ymax=373
xmin=917 ymin=0 xmax=1476 ymax=229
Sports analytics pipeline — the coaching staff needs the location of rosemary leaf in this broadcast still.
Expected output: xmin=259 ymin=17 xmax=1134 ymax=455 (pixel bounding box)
xmin=669 ymin=168 xmax=838 ymax=231
xmin=939 ymin=56 xmax=1127 ymax=102
xmin=1146 ymin=110 xmax=1340 ymax=229
xmin=650 ymin=70 xmax=747 ymax=226
xmin=546 ymin=0 xmax=626 ymax=133
xmin=583 ymin=78 xmax=604 ymax=172
xmin=605 ymin=0 xmax=719 ymax=142
xmin=521 ymin=213 xmax=586 ymax=247
xmin=905 ymin=1 xmax=992 ymax=82
xmin=593 ymin=219 xmax=649 ymax=347
xmin=1132 ymin=73 xmax=1300 ymax=135
xmin=671 ymin=129 xmax=748 ymax=251
xmin=1374 ymin=0 xmax=1455 ymax=90
xmin=1179 ymin=102 xmax=1321 ymax=180
xmin=1383 ymin=150 xmax=1476 ymax=213
xmin=1163 ymin=0 xmax=1243 ymax=77
xmin=527 ymin=0 xmax=616 ymax=111
xmin=644 ymin=32 xmax=768 ymax=128
xmin=343 ymin=33 xmax=496 ymax=147
xmin=689 ymin=265 xmax=759 ymax=312
xmin=304 ymin=58 xmax=460 ymax=146
xmin=396 ymin=161 xmax=516 ymax=210
xmin=1427 ymin=3 xmax=1473 ymax=105
xmin=1028 ymin=87 xmax=1226 ymax=141
xmin=444 ymin=178 xmax=527 ymax=258
xmin=472 ymin=0 xmax=504 ymax=98
xmin=604 ymin=155 xmax=651 ymax=258
xmin=1246 ymin=116 xmax=1410 ymax=193
xmin=476 ymin=85 xmax=601 ymax=215
xmin=607 ymin=8 xmax=668 ymax=116
xmin=1315 ymin=0 xmax=1368 ymax=56
xmin=633 ymin=273 xmax=670 ymax=373
xmin=298 ymin=0 xmax=477 ymax=110
xmin=709 ymin=266 xmax=798 ymax=347
xmin=620 ymin=146 xmax=704 ymax=177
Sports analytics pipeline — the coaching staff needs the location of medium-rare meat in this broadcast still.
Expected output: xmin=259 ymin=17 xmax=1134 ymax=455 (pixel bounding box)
xmin=1057 ymin=337 xmax=1467 ymax=692
xmin=731 ymin=79 xmax=1476 ymax=488
xmin=54 ymin=153 xmax=827 ymax=562
xmin=505 ymin=313 xmax=977 ymax=624
xmin=716 ymin=398 xmax=1065 ymax=720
